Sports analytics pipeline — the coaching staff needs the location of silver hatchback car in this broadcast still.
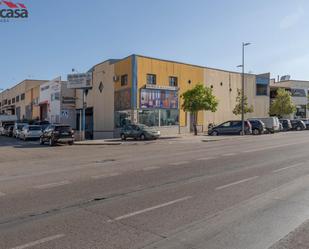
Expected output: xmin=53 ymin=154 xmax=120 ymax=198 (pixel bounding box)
xmin=20 ymin=125 xmax=42 ymax=141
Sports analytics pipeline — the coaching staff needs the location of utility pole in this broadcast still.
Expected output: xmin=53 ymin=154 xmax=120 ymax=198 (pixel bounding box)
xmin=240 ymin=42 xmax=251 ymax=135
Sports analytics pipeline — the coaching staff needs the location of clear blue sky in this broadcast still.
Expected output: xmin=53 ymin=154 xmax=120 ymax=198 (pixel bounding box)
xmin=1 ymin=0 xmax=309 ymax=89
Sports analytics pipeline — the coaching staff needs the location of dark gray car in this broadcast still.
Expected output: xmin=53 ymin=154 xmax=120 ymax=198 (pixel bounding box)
xmin=120 ymin=124 xmax=160 ymax=140
xmin=208 ymin=120 xmax=252 ymax=136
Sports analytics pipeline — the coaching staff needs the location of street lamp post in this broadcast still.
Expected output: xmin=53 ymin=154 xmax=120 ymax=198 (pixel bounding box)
xmin=239 ymin=42 xmax=251 ymax=135
xmin=0 ymin=88 xmax=4 ymax=114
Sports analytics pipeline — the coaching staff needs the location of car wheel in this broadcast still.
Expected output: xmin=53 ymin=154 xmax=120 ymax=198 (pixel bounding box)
xmin=120 ymin=133 xmax=126 ymax=140
xmin=296 ymin=126 xmax=302 ymax=131
xmin=140 ymin=134 xmax=146 ymax=140
xmin=39 ymin=137 xmax=44 ymax=145
xmin=68 ymin=141 xmax=73 ymax=145
xmin=253 ymin=129 xmax=260 ymax=135
xmin=49 ymin=138 xmax=54 ymax=146
xmin=211 ymin=131 xmax=218 ymax=136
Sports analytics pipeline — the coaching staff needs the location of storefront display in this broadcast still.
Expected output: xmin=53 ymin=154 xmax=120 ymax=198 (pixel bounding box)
xmin=140 ymin=89 xmax=178 ymax=109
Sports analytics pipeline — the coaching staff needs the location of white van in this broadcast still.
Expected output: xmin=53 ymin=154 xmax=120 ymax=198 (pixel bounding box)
xmin=248 ymin=117 xmax=280 ymax=133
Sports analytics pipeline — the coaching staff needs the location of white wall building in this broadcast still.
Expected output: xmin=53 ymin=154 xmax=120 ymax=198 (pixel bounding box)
xmin=39 ymin=77 xmax=76 ymax=128
xmin=270 ymin=79 xmax=309 ymax=119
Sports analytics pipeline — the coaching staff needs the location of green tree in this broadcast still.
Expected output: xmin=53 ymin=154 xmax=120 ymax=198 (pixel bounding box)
xmin=181 ymin=84 xmax=218 ymax=135
xmin=232 ymin=89 xmax=254 ymax=116
xmin=270 ymin=88 xmax=296 ymax=118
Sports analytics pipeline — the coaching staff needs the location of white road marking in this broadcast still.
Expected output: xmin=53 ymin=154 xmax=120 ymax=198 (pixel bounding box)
xmin=216 ymin=176 xmax=259 ymax=190
xmin=222 ymin=153 xmax=237 ymax=156
xmin=273 ymin=163 xmax=304 ymax=173
xmin=143 ymin=166 xmax=160 ymax=171
xmin=34 ymin=181 xmax=71 ymax=189
xmin=243 ymin=148 xmax=265 ymax=153
xmin=108 ymin=196 xmax=192 ymax=222
xmin=169 ymin=161 xmax=189 ymax=166
xmin=91 ymin=172 xmax=120 ymax=179
xmin=196 ymin=157 xmax=215 ymax=161
xmin=10 ymin=234 xmax=65 ymax=249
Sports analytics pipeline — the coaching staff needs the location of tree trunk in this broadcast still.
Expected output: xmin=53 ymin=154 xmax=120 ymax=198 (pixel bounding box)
xmin=193 ymin=112 xmax=198 ymax=136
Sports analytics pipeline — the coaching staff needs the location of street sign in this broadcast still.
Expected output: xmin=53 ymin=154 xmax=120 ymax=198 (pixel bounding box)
xmin=61 ymin=110 xmax=69 ymax=118
xmin=67 ymin=73 xmax=92 ymax=89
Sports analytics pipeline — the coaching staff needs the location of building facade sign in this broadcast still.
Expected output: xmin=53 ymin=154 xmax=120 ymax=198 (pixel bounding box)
xmin=67 ymin=73 xmax=92 ymax=89
xmin=145 ymin=84 xmax=178 ymax=91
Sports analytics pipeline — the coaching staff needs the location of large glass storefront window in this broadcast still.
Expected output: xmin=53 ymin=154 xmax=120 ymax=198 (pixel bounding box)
xmin=256 ymin=76 xmax=269 ymax=96
xmin=138 ymin=109 xmax=179 ymax=127
xmin=139 ymin=88 xmax=179 ymax=127
xmin=160 ymin=109 xmax=179 ymax=126
xmin=115 ymin=111 xmax=131 ymax=128
xmin=138 ymin=110 xmax=159 ymax=127
xmin=256 ymin=84 xmax=268 ymax=96
xmin=295 ymin=105 xmax=306 ymax=118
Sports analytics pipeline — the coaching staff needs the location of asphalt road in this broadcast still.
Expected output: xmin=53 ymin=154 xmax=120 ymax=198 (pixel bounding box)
xmin=1 ymin=132 xmax=309 ymax=249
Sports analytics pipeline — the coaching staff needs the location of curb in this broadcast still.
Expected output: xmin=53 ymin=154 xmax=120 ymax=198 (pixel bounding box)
xmin=74 ymin=142 xmax=122 ymax=146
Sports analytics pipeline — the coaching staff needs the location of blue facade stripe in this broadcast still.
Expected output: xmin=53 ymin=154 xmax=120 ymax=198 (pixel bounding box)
xmin=256 ymin=77 xmax=269 ymax=85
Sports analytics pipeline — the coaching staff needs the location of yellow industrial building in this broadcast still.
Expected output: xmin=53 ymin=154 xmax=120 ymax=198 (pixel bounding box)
xmin=76 ymin=54 xmax=270 ymax=139
xmin=0 ymin=79 xmax=45 ymax=120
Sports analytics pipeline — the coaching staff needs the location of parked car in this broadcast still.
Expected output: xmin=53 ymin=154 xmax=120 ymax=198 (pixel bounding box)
xmin=20 ymin=125 xmax=42 ymax=141
xmin=301 ymin=119 xmax=309 ymax=130
xmin=279 ymin=119 xmax=292 ymax=131
xmin=248 ymin=117 xmax=280 ymax=133
xmin=290 ymin=119 xmax=306 ymax=131
xmin=208 ymin=120 xmax=252 ymax=136
xmin=120 ymin=124 xmax=160 ymax=140
xmin=248 ymin=120 xmax=266 ymax=135
xmin=13 ymin=123 xmax=28 ymax=138
xmin=34 ymin=120 xmax=50 ymax=131
xmin=40 ymin=124 xmax=74 ymax=146
xmin=3 ymin=125 xmax=14 ymax=137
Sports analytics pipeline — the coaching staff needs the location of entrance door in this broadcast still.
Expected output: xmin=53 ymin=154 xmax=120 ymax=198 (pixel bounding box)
xmin=85 ymin=107 xmax=93 ymax=140
xmin=40 ymin=104 xmax=48 ymax=121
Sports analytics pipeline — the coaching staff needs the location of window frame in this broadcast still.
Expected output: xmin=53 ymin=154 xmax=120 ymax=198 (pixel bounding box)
xmin=169 ymin=76 xmax=178 ymax=87
xmin=120 ymin=74 xmax=128 ymax=86
xmin=256 ymin=84 xmax=268 ymax=96
xmin=147 ymin=74 xmax=156 ymax=85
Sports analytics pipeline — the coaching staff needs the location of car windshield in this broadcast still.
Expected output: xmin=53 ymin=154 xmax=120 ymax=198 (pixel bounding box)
xmin=29 ymin=126 xmax=41 ymax=131
xmin=55 ymin=126 xmax=72 ymax=132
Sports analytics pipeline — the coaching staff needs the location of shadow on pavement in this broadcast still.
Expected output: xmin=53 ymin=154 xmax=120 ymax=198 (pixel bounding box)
xmin=0 ymin=136 xmax=54 ymax=149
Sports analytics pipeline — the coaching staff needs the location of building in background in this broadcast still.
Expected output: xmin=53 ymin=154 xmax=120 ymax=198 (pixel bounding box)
xmin=39 ymin=77 xmax=76 ymax=128
xmin=76 ymin=54 xmax=270 ymax=139
xmin=270 ymin=78 xmax=309 ymax=119
xmin=0 ymin=79 xmax=46 ymax=120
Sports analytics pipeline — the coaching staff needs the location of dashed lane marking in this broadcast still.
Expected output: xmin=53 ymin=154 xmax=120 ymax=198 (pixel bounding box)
xmin=222 ymin=153 xmax=237 ymax=156
xmin=10 ymin=234 xmax=65 ymax=249
xmin=196 ymin=157 xmax=216 ymax=161
xmin=91 ymin=172 xmax=121 ymax=179
xmin=169 ymin=161 xmax=189 ymax=166
xmin=34 ymin=181 xmax=71 ymax=190
xmin=216 ymin=176 xmax=259 ymax=190
xmin=108 ymin=196 xmax=192 ymax=222
xmin=273 ymin=163 xmax=304 ymax=173
xmin=143 ymin=166 xmax=160 ymax=171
